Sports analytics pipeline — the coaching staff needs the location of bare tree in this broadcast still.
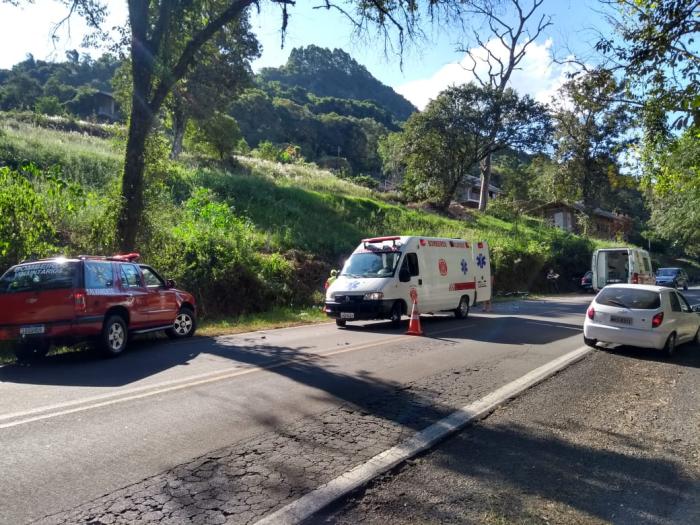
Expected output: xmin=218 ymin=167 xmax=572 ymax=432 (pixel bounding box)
xmin=459 ymin=0 xmax=552 ymax=211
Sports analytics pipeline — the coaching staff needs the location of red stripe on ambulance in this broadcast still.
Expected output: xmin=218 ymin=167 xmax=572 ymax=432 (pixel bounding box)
xmin=450 ymin=282 xmax=476 ymax=291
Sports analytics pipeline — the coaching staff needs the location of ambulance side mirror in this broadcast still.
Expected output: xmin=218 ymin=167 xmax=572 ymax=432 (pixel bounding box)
xmin=399 ymin=268 xmax=411 ymax=283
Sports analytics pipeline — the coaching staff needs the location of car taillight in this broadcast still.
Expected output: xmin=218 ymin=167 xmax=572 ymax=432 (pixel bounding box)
xmin=632 ymin=272 xmax=639 ymax=284
xmin=652 ymin=312 xmax=664 ymax=328
xmin=587 ymin=307 xmax=595 ymax=320
xmin=74 ymin=290 xmax=87 ymax=313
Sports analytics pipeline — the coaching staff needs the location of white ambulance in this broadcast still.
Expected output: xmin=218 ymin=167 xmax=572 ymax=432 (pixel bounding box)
xmin=325 ymin=236 xmax=492 ymax=327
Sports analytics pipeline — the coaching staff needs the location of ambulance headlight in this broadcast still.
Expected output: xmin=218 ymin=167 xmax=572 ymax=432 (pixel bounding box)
xmin=363 ymin=292 xmax=384 ymax=301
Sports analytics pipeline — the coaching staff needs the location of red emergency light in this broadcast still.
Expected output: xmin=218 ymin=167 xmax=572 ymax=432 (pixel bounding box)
xmin=362 ymin=236 xmax=401 ymax=243
xmin=111 ymin=252 xmax=141 ymax=262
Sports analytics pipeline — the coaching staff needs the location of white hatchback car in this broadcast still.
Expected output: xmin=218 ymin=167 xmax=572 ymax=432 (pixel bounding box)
xmin=583 ymin=284 xmax=700 ymax=357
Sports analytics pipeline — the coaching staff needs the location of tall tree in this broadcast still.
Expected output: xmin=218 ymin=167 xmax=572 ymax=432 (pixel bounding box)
xmin=169 ymin=15 xmax=259 ymax=159
xmin=550 ymin=69 xmax=632 ymax=212
xmin=458 ymin=0 xmax=552 ymax=211
xmin=597 ymin=0 xmax=699 ymax=134
xmin=398 ymin=83 xmax=550 ymax=210
xmin=3 ymin=0 xmax=462 ymax=251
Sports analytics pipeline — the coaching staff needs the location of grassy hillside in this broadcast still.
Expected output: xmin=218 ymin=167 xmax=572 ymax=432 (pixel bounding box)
xmin=0 ymin=114 xmax=615 ymax=318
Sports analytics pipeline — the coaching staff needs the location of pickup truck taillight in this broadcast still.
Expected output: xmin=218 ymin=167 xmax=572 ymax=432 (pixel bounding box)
xmin=74 ymin=290 xmax=87 ymax=313
xmin=652 ymin=312 xmax=664 ymax=328
xmin=587 ymin=307 xmax=595 ymax=320
xmin=631 ymin=272 xmax=639 ymax=284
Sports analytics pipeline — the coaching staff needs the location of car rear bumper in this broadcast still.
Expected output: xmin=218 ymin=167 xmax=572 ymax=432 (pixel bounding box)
xmin=0 ymin=316 xmax=103 ymax=342
xmin=584 ymin=322 xmax=667 ymax=350
xmin=324 ymin=299 xmax=395 ymax=321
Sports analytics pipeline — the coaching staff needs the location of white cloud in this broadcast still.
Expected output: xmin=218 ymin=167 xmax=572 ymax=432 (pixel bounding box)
xmin=396 ymin=38 xmax=578 ymax=110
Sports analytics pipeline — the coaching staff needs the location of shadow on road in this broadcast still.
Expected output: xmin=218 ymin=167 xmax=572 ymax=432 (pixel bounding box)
xmin=598 ymin=341 xmax=700 ymax=369
xmin=314 ymin=420 xmax=694 ymax=524
xmin=0 ymin=312 xmax=583 ymax=388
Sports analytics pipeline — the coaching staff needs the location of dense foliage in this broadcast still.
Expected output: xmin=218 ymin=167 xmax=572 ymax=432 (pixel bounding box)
xmin=258 ymin=46 xmax=415 ymax=122
xmin=0 ymin=53 xmax=119 ymax=118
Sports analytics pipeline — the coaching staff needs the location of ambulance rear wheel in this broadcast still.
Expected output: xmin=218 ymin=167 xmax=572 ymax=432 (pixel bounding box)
xmin=454 ymin=296 xmax=470 ymax=319
xmin=335 ymin=319 xmax=347 ymax=327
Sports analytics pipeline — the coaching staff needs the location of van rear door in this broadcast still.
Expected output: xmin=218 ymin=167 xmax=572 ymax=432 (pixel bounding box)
xmin=0 ymin=261 xmax=79 ymax=328
xmin=474 ymin=241 xmax=492 ymax=303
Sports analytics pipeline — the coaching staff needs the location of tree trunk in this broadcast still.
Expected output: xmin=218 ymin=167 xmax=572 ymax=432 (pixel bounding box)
xmin=478 ymin=152 xmax=492 ymax=212
xmin=170 ymin=101 xmax=187 ymax=160
xmin=117 ymin=107 xmax=153 ymax=252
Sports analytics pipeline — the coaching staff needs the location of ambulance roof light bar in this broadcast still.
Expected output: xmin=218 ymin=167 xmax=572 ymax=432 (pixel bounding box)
xmin=362 ymin=236 xmax=401 ymax=249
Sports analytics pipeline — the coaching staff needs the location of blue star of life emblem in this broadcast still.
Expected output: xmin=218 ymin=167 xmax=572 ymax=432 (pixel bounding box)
xmin=348 ymin=281 xmax=360 ymax=290
xmin=476 ymin=253 xmax=487 ymax=269
xmin=460 ymin=259 xmax=468 ymax=275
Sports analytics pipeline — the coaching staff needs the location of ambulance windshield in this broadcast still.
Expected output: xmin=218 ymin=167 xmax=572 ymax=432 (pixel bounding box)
xmin=341 ymin=251 xmax=402 ymax=278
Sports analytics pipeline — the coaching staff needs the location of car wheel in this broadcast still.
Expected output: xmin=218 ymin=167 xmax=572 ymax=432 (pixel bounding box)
xmin=390 ymin=301 xmax=403 ymax=328
xmin=14 ymin=340 xmax=50 ymax=362
xmin=663 ymin=333 xmax=677 ymax=358
xmin=583 ymin=336 xmax=597 ymax=348
xmin=454 ymin=296 xmax=470 ymax=319
xmin=335 ymin=318 xmax=347 ymax=328
xmin=166 ymin=307 xmax=196 ymax=339
xmin=101 ymin=315 xmax=128 ymax=357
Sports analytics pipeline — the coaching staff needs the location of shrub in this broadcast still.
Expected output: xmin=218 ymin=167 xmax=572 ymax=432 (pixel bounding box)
xmin=0 ymin=166 xmax=56 ymax=270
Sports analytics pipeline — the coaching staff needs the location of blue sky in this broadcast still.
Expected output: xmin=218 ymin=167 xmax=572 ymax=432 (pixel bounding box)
xmin=0 ymin=0 xmax=612 ymax=108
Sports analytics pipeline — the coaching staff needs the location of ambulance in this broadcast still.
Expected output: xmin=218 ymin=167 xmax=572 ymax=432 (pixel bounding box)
xmin=324 ymin=236 xmax=492 ymax=327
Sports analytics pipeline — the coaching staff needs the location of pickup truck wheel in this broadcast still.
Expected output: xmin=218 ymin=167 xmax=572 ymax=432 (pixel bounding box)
xmin=14 ymin=340 xmax=50 ymax=362
xmin=390 ymin=302 xmax=403 ymax=328
xmin=166 ymin=307 xmax=196 ymax=339
xmin=101 ymin=315 xmax=128 ymax=357
xmin=454 ymin=296 xmax=470 ymax=319
xmin=335 ymin=319 xmax=347 ymax=327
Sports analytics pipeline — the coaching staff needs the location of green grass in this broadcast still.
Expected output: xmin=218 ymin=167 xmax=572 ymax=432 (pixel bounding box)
xmin=197 ymin=306 xmax=328 ymax=336
xmin=0 ymin=115 xmax=122 ymax=186
xmin=0 ymin=114 xmax=624 ymax=304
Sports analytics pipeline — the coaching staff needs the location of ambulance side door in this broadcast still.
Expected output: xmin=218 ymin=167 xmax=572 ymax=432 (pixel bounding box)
xmin=398 ymin=251 xmax=423 ymax=309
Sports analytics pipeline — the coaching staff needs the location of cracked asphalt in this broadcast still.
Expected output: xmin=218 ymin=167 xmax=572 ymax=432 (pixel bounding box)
xmin=2 ymin=292 xmax=685 ymax=524
xmin=315 ymin=291 xmax=700 ymax=525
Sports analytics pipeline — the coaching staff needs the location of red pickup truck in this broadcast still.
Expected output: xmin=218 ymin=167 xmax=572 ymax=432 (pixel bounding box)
xmin=0 ymin=254 xmax=196 ymax=360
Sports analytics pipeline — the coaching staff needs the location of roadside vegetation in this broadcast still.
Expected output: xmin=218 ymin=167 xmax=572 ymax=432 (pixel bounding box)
xmin=0 ymin=114 xmax=613 ymax=321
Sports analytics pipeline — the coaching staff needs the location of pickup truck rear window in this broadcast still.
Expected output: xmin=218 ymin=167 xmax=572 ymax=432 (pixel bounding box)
xmin=596 ymin=288 xmax=660 ymax=309
xmin=0 ymin=261 xmax=79 ymax=294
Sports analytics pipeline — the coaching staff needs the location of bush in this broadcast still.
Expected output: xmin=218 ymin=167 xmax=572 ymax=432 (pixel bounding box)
xmin=0 ymin=166 xmax=56 ymax=269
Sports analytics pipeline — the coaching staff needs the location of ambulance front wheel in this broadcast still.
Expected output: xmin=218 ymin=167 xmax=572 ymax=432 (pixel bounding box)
xmin=390 ymin=301 xmax=403 ymax=328
xmin=454 ymin=296 xmax=470 ymax=319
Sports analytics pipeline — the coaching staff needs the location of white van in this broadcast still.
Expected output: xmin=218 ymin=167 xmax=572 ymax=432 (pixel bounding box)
xmin=592 ymin=248 xmax=655 ymax=291
xmin=325 ymin=236 xmax=492 ymax=327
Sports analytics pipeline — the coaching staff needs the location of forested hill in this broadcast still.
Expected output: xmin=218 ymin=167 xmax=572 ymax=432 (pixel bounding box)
xmin=258 ymin=45 xmax=416 ymax=122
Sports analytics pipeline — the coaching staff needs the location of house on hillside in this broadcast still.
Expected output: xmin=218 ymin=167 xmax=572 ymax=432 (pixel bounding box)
xmin=94 ymin=91 xmax=117 ymax=121
xmin=533 ymin=201 xmax=633 ymax=240
xmin=457 ymin=176 xmax=504 ymax=208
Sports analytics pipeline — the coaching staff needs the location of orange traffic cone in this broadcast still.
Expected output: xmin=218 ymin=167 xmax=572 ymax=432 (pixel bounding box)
xmin=406 ymin=300 xmax=423 ymax=336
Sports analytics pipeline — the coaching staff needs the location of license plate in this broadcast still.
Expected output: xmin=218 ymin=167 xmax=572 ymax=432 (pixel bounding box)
xmin=610 ymin=315 xmax=632 ymax=325
xmin=340 ymin=312 xmax=355 ymax=319
xmin=20 ymin=325 xmax=45 ymax=335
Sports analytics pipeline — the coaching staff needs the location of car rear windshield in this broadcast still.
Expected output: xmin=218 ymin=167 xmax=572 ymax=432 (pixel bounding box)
xmin=656 ymin=268 xmax=679 ymax=276
xmin=0 ymin=261 xmax=79 ymax=294
xmin=596 ymin=288 xmax=661 ymax=309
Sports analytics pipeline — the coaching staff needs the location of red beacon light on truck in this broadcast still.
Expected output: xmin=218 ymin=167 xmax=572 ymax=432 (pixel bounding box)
xmin=110 ymin=253 xmax=141 ymax=262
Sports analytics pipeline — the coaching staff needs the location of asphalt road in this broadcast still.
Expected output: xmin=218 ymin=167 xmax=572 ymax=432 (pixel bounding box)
xmin=318 ymin=287 xmax=700 ymax=525
xmin=0 ymin=292 xmax=662 ymax=523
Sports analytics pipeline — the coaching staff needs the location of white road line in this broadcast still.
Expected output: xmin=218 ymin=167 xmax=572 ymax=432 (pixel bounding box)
xmin=254 ymin=345 xmax=593 ymax=525
xmin=0 ymin=323 xmax=475 ymax=430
